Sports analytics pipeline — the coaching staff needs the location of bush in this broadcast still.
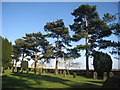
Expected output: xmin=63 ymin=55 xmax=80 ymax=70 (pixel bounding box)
xmin=93 ymin=51 xmax=112 ymax=76
xmin=21 ymin=61 xmax=28 ymax=70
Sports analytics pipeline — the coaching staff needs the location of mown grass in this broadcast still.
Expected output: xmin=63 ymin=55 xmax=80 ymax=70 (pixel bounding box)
xmin=2 ymin=70 xmax=104 ymax=89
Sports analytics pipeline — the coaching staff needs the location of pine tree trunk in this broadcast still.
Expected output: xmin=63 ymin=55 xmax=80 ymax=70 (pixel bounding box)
xmin=85 ymin=17 xmax=89 ymax=76
xmin=21 ymin=53 xmax=24 ymax=73
xmin=55 ymin=56 xmax=58 ymax=75
xmin=86 ymin=46 xmax=89 ymax=76
xmin=34 ymin=52 xmax=37 ymax=74
xmin=14 ymin=61 xmax=17 ymax=72
xmin=12 ymin=60 xmax=15 ymax=73
xmin=41 ymin=63 xmax=44 ymax=73
xmin=54 ymin=37 xmax=60 ymax=75
xmin=34 ymin=61 xmax=37 ymax=74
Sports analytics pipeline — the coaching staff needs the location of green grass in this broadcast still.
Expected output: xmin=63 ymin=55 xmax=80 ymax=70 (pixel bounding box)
xmin=2 ymin=70 xmax=104 ymax=89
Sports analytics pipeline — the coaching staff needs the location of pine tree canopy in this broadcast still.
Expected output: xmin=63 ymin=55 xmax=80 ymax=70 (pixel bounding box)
xmin=44 ymin=19 xmax=71 ymax=47
xmin=1 ymin=36 xmax=13 ymax=69
xmin=70 ymin=4 xmax=118 ymax=51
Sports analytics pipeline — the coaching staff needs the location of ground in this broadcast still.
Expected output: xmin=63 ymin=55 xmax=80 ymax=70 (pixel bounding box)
xmin=2 ymin=70 xmax=104 ymax=89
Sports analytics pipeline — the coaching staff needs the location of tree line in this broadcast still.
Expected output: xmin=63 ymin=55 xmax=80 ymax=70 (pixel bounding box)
xmin=1 ymin=4 xmax=119 ymax=75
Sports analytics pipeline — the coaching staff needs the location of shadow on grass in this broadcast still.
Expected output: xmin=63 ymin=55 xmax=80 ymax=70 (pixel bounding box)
xmin=2 ymin=72 xmax=102 ymax=88
xmin=70 ymin=83 xmax=102 ymax=88
xmin=11 ymin=72 xmax=70 ymax=83
xmin=2 ymin=75 xmax=33 ymax=88
xmin=88 ymin=81 xmax=103 ymax=84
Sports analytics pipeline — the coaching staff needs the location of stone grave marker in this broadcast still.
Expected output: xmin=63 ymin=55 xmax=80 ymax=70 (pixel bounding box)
xmin=39 ymin=68 xmax=42 ymax=75
xmin=103 ymin=72 xmax=108 ymax=80
xmin=93 ymin=72 xmax=98 ymax=79
xmin=43 ymin=70 xmax=45 ymax=74
xmin=60 ymin=70 xmax=62 ymax=75
xmin=109 ymin=72 xmax=114 ymax=77
xmin=73 ymin=72 xmax=77 ymax=78
xmin=63 ymin=70 xmax=66 ymax=78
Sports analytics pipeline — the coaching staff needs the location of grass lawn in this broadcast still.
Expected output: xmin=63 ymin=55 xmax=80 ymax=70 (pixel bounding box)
xmin=2 ymin=70 xmax=104 ymax=89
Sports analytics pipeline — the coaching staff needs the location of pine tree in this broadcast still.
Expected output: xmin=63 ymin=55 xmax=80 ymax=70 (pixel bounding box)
xmin=12 ymin=44 xmax=20 ymax=72
xmin=44 ymin=19 xmax=71 ymax=75
xmin=70 ymin=4 xmax=115 ymax=75
xmin=23 ymin=32 xmax=49 ymax=74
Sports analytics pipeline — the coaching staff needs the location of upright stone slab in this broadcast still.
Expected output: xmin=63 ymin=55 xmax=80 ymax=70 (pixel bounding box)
xmin=63 ymin=70 xmax=66 ymax=78
xmin=39 ymin=68 xmax=42 ymax=75
xmin=45 ymin=69 xmax=48 ymax=73
xmin=93 ymin=72 xmax=98 ymax=79
xmin=60 ymin=70 xmax=62 ymax=75
xmin=43 ymin=70 xmax=45 ymax=74
xmin=109 ymin=72 xmax=114 ymax=77
xmin=26 ymin=68 xmax=29 ymax=73
xmin=73 ymin=72 xmax=77 ymax=78
xmin=103 ymin=72 xmax=108 ymax=80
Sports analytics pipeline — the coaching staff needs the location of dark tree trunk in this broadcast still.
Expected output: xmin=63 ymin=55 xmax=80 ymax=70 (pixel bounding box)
xmin=55 ymin=56 xmax=58 ymax=75
xmin=34 ymin=61 xmax=37 ymax=74
xmin=21 ymin=53 xmax=25 ymax=73
xmin=12 ymin=61 xmax=17 ymax=73
xmin=54 ymin=37 xmax=60 ymax=75
xmin=86 ymin=47 xmax=89 ymax=76
xmin=34 ymin=52 xmax=38 ymax=74
xmin=85 ymin=17 xmax=89 ymax=76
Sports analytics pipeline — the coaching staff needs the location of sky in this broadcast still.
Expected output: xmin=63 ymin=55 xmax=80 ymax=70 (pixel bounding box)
xmin=1 ymin=2 xmax=119 ymax=69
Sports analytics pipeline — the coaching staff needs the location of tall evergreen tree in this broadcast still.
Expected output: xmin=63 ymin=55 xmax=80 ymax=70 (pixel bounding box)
xmin=12 ymin=44 xmax=20 ymax=72
xmin=13 ymin=39 xmax=31 ymax=72
xmin=70 ymin=4 xmax=115 ymax=75
xmin=1 ymin=36 xmax=12 ymax=71
xmin=44 ymin=19 xmax=71 ymax=75
xmin=23 ymin=32 xmax=50 ymax=74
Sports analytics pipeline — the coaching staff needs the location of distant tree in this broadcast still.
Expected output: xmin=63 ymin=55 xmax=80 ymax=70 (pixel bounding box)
xmin=14 ymin=39 xmax=31 ymax=73
xmin=44 ymin=19 xmax=71 ymax=75
xmin=70 ymin=4 xmax=115 ymax=75
xmin=1 ymin=36 xmax=12 ymax=71
xmin=23 ymin=32 xmax=50 ymax=74
xmin=93 ymin=51 xmax=112 ymax=76
xmin=12 ymin=44 xmax=20 ymax=72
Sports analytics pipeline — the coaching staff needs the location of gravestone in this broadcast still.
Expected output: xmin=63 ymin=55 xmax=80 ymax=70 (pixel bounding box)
xmin=26 ymin=68 xmax=29 ymax=73
xmin=60 ymin=70 xmax=62 ymax=75
xmin=63 ymin=70 xmax=66 ymax=78
xmin=43 ymin=70 xmax=45 ymax=74
xmin=45 ymin=69 xmax=48 ymax=73
xmin=109 ymin=72 xmax=114 ymax=77
xmin=93 ymin=72 xmax=98 ymax=79
xmin=73 ymin=72 xmax=77 ymax=78
xmin=39 ymin=68 xmax=42 ymax=75
xmin=103 ymin=72 xmax=108 ymax=80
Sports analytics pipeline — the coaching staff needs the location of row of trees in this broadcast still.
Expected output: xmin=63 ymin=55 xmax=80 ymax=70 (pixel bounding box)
xmin=0 ymin=36 xmax=13 ymax=72
xmin=1 ymin=4 xmax=120 ymax=75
